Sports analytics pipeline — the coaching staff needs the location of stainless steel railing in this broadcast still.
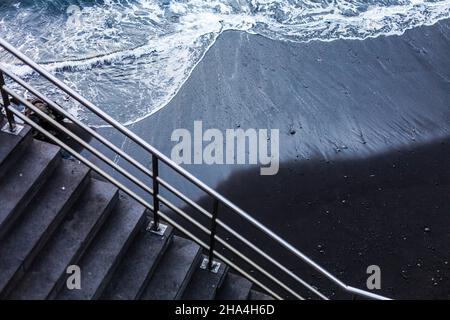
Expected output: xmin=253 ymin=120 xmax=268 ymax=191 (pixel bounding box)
xmin=0 ymin=37 xmax=390 ymax=300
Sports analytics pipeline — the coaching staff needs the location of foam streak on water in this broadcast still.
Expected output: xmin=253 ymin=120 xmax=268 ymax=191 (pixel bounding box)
xmin=1 ymin=0 xmax=450 ymax=125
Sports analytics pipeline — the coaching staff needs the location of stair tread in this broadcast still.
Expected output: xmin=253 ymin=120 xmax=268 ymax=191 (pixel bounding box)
xmin=0 ymin=160 xmax=90 ymax=297
xmin=216 ymin=273 xmax=252 ymax=300
xmin=249 ymin=289 xmax=274 ymax=300
xmin=102 ymin=223 xmax=173 ymax=300
xmin=0 ymin=139 xmax=60 ymax=239
xmin=140 ymin=235 xmax=202 ymax=300
xmin=57 ymin=192 xmax=147 ymax=300
xmin=8 ymin=179 xmax=119 ymax=300
xmin=0 ymin=124 xmax=32 ymax=179
xmin=183 ymin=255 xmax=228 ymax=300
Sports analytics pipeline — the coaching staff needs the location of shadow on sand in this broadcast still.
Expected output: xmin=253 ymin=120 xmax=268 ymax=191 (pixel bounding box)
xmin=165 ymin=136 xmax=450 ymax=299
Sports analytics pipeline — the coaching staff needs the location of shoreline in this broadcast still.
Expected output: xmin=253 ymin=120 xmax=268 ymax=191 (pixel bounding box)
xmin=97 ymin=19 xmax=450 ymax=298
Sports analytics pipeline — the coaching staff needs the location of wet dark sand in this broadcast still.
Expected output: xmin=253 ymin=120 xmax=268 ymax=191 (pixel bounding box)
xmin=96 ymin=19 xmax=450 ymax=299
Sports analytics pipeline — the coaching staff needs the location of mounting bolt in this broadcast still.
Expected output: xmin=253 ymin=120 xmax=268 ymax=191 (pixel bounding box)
xmin=200 ymin=258 xmax=221 ymax=273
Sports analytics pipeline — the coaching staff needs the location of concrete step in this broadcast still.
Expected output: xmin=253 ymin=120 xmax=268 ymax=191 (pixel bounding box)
xmin=249 ymin=289 xmax=275 ymax=300
xmin=140 ymin=235 xmax=202 ymax=300
xmin=182 ymin=255 xmax=228 ymax=300
xmin=56 ymin=192 xmax=147 ymax=300
xmin=102 ymin=223 xmax=173 ymax=300
xmin=0 ymin=139 xmax=61 ymax=240
xmin=8 ymin=179 xmax=119 ymax=300
xmin=0 ymin=160 xmax=90 ymax=298
xmin=216 ymin=273 xmax=252 ymax=300
xmin=0 ymin=124 xmax=32 ymax=180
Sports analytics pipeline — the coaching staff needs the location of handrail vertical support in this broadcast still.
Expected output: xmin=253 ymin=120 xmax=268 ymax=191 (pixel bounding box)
xmin=208 ymin=199 xmax=220 ymax=271
xmin=0 ymin=71 xmax=16 ymax=132
xmin=151 ymin=154 xmax=160 ymax=232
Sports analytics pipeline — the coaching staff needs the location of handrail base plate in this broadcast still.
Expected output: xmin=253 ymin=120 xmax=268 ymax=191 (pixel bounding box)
xmin=200 ymin=258 xmax=221 ymax=273
xmin=147 ymin=221 xmax=168 ymax=236
xmin=1 ymin=122 xmax=24 ymax=135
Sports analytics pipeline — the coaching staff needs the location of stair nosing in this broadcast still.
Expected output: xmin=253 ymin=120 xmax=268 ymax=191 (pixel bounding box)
xmin=134 ymin=234 xmax=173 ymax=300
xmin=48 ymin=185 xmax=119 ymax=299
xmin=58 ymin=193 xmax=148 ymax=300
xmin=0 ymin=125 xmax=33 ymax=181
xmin=92 ymin=214 xmax=146 ymax=300
xmin=101 ymin=225 xmax=174 ymax=300
xmin=0 ymin=161 xmax=91 ymax=298
xmin=7 ymin=179 xmax=119 ymax=300
xmin=0 ymin=139 xmax=61 ymax=240
xmin=140 ymin=235 xmax=202 ymax=300
xmin=182 ymin=254 xmax=229 ymax=300
xmin=175 ymin=248 xmax=203 ymax=300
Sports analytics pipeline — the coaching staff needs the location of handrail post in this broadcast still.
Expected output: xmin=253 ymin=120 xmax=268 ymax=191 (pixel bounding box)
xmin=0 ymin=71 xmax=16 ymax=132
xmin=208 ymin=199 xmax=219 ymax=270
xmin=151 ymin=154 xmax=160 ymax=231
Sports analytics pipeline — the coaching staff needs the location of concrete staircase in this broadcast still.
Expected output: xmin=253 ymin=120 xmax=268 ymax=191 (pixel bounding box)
xmin=0 ymin=121 xmax=272 ymax=300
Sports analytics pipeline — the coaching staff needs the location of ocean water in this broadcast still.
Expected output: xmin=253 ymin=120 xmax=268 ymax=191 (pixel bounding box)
xmin=1 ymin=0 xmax=450 ymax=125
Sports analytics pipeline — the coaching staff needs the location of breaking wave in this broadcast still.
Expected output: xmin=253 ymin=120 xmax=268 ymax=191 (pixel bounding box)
xmin=1 ymin=0 xmax=450 ymax=125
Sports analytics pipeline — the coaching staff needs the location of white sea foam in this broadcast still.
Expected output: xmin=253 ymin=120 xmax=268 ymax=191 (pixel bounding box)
xmin=1 ymin=0 xmax=450 ymax=125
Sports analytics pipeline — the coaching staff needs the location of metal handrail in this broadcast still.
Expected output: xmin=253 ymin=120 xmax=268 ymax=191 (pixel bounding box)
xmin=0 ymin=70 xmax=314 ymax=300
xmin=0 ymin=37 xmax=390 ymax=300
xmin=5 ymin=105 xmax=284 ymax=300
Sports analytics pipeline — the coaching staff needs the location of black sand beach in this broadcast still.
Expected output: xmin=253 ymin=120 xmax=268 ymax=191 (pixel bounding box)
xmin=96 ymin=19 xmax=450 ymax=299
